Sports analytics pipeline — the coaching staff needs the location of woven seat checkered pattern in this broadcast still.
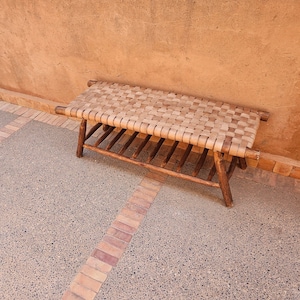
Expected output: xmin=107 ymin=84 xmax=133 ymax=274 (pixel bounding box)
xmin=63 ymin=81 xmax=261 ymax=157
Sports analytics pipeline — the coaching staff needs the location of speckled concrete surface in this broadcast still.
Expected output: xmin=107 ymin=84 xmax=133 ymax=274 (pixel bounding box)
xmin=0 ymin=119 xmax=146 ymax=299
xmin=1 ymin=110 xmax=300 ymax=300
xmin=0 ymin=110 xmax=17 ymax=127
xmin=99 ymin=176 xmax=300 ymax=300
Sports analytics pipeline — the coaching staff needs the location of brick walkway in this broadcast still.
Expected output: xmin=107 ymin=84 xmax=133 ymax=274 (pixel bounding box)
xmin=0 ymin=100 xmax=299 ymax=299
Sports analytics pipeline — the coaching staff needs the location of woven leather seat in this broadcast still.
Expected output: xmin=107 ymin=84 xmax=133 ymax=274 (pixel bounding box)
xmin=62 ymin=81 xmax=261 ymax=158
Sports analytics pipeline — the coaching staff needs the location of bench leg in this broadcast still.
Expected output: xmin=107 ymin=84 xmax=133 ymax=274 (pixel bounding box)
xmin=76 ymin=119 xmax=87 ymax=158
xmin=213 ymin=151 xmax=233 ymax=207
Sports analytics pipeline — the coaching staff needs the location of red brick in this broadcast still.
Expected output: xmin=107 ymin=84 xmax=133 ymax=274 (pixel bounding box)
xmin=59 ymin=119 xmax=72 ymax=128
xmin=65 ymin=119 xmax=80 ymax=130
xmin=145 ymin=171 xmax=167 ymax=183
xmin=73 ymin=272 xmax=102 ymax=293
xmin=5 ymin=124 xmax=19 ymax=131
xmin=246 ymin=157 xmax=259 ymax=168
xmin=289 ymin=167 xmax=300 ymax=179
xmin=133 ymin=190 xmax=156 ymax=203
xmin=22 ymin=109 xmax=41 ymax=119
xmin=140 ymin=177 xmax=163 ymax=187
xmin=4 ymin=103 xmax=20 ymax=113
xmin=91 ymin=249 xmax=119 ymax=267
xmin=111 ymin=220 xmax=137 ymax=234
xmin=2 ymin=126 xmax=14 ymax=134
xmin=52 ymin=115 xmax=68 ymax=126
xmin=139 ymin=179 xmax=162 ymax=192
xmin=7 ymin=121 xmax=20 ymax=128
xmin=0 ymin=131 xmax=10 ymax=138
xmin=69 ymin=282 xmax=97 ymax=300
xmin=14 ymin=106 xmax=29 ymax=116
xmin=44 ymin=114 xmax=59 ymax=125
xmin=116 ymin=214 xmax=140 ymax=229
xmin=62 ymin=290 xmax=85 ymax=300
xmin=103 ymin=235 xmax=128 ymax=250
xmin=257 ymin=157 xmax=276 ymax=171
xmin=96 ymin=241 xmax=124 ymax=259
xmin=136 ymin=185 xmax=158 ymax=198
xmin=33 ymin=112 xmax=46 ymax=121
xmin=86 ymin=256 xmax=112 ymax=274
xmin=124 ymin=202 xmax=148 ymax=215
xmin=0 ymin=101 xmax=10 ymax=110
xmin=129 ymin=195 xmax=151 ymax=209
xmin=106 ymin=227 xmax=133 ymax=242
xmin=120 ymin=207 xmax=145 ymax=222
xmin=39 ymin=113 xmax=53 ymax=124
xmin=273 ymin=162 xmax=293 ymax=176
xmin=15 ymin=116 xmax=31 ymax=125
xmin=80 ymin=264 xmax=107 ymax=283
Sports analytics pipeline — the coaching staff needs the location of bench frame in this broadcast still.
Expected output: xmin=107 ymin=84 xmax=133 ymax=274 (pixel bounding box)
xmin=56 ymin=80 xmax=269 ymax=207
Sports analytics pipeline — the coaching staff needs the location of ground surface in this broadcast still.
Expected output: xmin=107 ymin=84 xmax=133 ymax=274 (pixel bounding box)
xmin=0 ymin=103 xmax=299 ymax=300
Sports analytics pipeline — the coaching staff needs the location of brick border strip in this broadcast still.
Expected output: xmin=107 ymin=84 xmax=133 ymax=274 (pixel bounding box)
xmin=0 ymin=101 xmax=80 ymax=141
xmin=0 ymin=102 xmax=34 ymax=142
xmin=62 ymin=171 xmax=167 ymax=300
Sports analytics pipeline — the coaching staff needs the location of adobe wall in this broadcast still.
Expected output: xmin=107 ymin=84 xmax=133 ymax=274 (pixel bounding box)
xmin=1 ymin=1 xmax=299 ymax=160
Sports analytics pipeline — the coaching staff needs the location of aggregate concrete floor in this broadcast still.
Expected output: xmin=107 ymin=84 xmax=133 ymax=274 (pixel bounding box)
xmin=99 ymin=178 xmax=300 ymax=300
xmin=0 ymin=108 xmax=299 ymax=299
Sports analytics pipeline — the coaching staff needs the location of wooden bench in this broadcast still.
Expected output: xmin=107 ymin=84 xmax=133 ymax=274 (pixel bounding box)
xmin=55 ymin=80 xmax=269 ymax=207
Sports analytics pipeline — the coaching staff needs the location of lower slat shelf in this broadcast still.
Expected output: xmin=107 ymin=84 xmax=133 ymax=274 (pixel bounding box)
xmin=83 ymin=143 xmax=220 ymax=188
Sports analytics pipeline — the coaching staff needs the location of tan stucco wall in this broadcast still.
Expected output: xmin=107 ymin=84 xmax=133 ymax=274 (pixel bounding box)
xmin=1 ymin=1 xmax=300 ymax=160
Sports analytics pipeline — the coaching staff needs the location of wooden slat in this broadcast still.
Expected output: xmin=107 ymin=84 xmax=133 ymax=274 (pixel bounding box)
xmin=192 ymin=148 xmax=209 ymax=177
xmin=94 ymin=126 xmax=115 ymax=147
xmin=146 ymin=138 xmax=165 ymax=163
xmin=207 ymin=164 xmax=216 ymax=181
xmin=132 ymin=134 xmax=151 ymax=159
xmin=176 ymin=144 xmax=193 ymax=172
xmin=238 ymin=157 xmax=247 ymax=170
xmin=227 ymin=157 xmax=238 ymax=180
xmin=85 ymin=123 xmax=102 ymax=140
xmin=106 ymin=128 xmax=126 ymax=150
xmin=160 ymin=140 xmax=179 ymax=167
xmin=118 ymin=131 xmax=139 ymax=155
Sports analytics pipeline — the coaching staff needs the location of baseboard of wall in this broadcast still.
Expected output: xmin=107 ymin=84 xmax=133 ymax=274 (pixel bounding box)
xmin=1 ymin=87 xmax=299 ymax=180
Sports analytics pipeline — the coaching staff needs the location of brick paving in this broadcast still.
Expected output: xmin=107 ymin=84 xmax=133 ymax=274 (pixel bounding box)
xmin=0 ymin=99 xmax=299 ymax=299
